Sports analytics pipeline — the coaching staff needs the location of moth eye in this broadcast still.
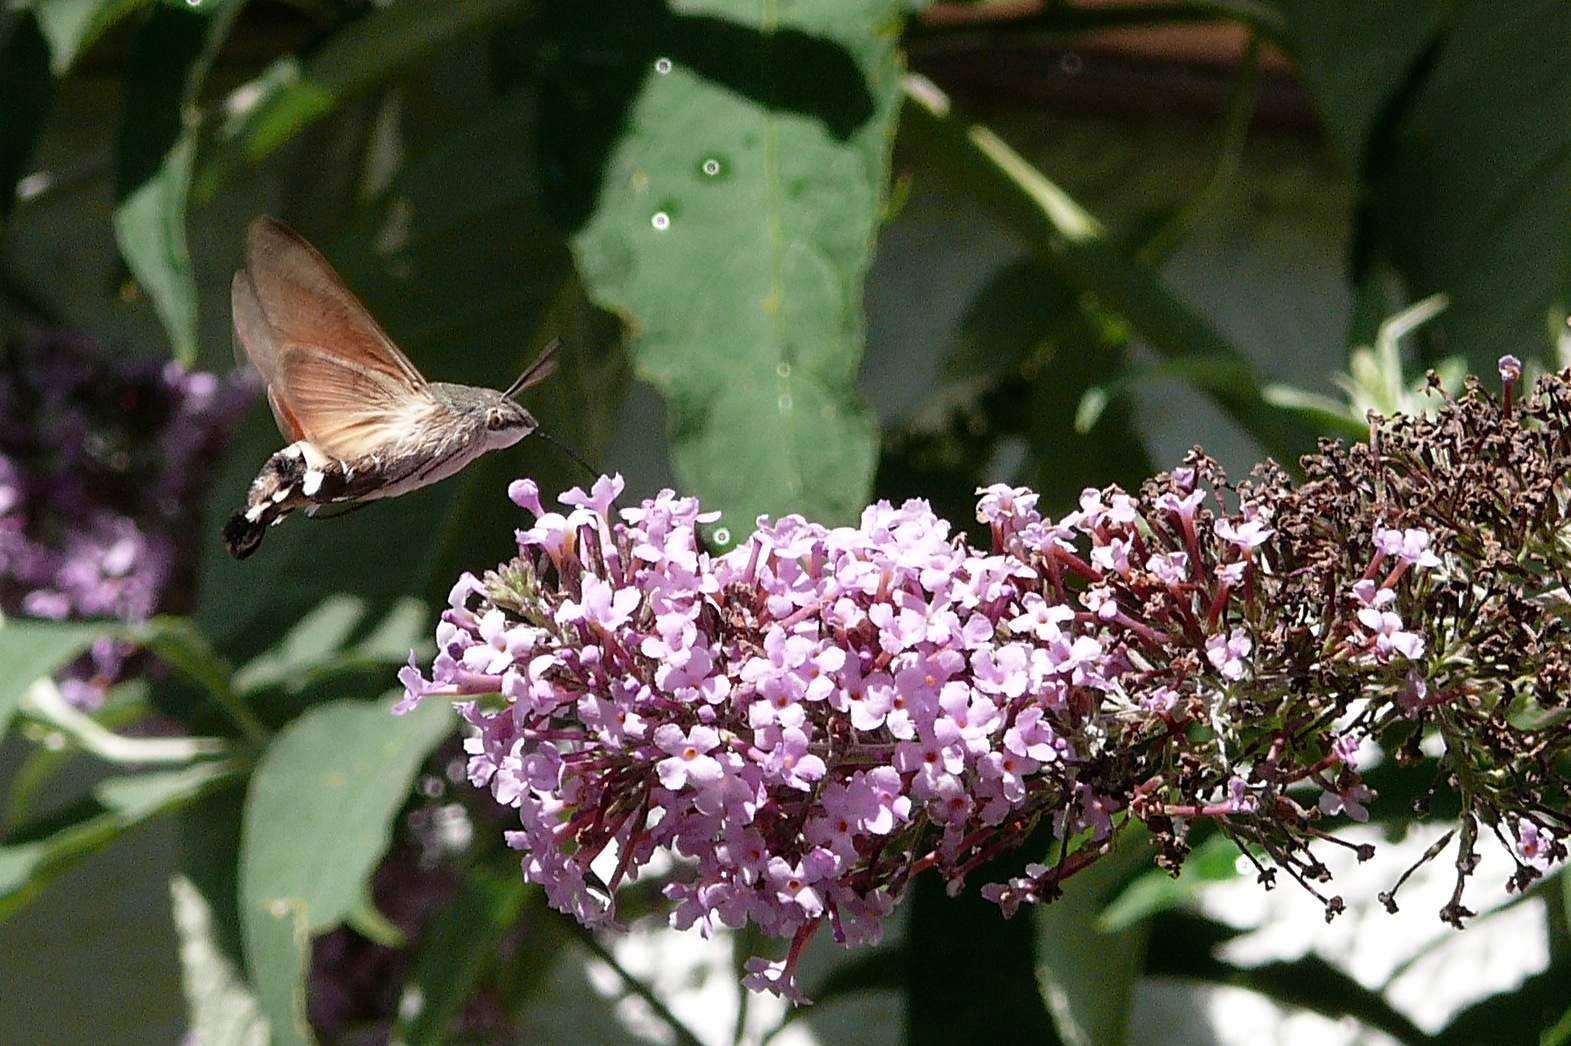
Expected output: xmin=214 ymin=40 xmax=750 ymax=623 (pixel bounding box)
xmin=486 ymin=408 xmax=511 ymax=431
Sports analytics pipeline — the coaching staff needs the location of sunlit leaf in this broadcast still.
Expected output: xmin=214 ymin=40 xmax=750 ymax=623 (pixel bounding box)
xmin=566 ymin=2 xmax=904 ymax=540
xmin=31 ymin=0 xmax=147 ymax=74
xmin=171 ymin=874 xmax=270 ymax=1046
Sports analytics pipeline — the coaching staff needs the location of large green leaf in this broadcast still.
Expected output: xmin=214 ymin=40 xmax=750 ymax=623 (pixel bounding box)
xmin=565 ymin=1 xmax=904 ymax=538
xmin=111 ymin=0 xmax=240 ymax=363
xmin=1273 ymin=0 xmax=1571 ymax=369
xmin=238 ymin=694 xmax=453 ymax=1040
xmin=245 ymin=890 xmax=312 ymax=1046
xmin=1033 ymin=838 xmax=1153 ymax=1046
xmin=906 ymin=855 xmax=1061 ymax=1045
xmin=1264 ymin=0 xmax=1448 ymax=166
xmin=240 ymin=694 xmax=453 ymax=934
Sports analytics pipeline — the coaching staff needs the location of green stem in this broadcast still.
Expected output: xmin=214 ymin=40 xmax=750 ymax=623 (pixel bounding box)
xmin=901 ymin=74 xmax=1322 ymax=465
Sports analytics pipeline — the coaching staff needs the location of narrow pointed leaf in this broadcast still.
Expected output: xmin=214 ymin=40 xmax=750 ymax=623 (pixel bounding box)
xmin=0 ymin=759 xmax=241 ymax=921
xmin=0 ymin=618 xmax=109 ymax=741
xmin=238 ymin=695 xmax=453 ymax=1044
xmin=112 ymin=0 xmax=240 ymax=362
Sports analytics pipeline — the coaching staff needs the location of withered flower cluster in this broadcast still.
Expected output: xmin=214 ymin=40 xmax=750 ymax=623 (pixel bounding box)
xmin=403 ymin=358 xmax=1571 ymax=998
xmin=994 ymin=358 xmax=1571 ymax=927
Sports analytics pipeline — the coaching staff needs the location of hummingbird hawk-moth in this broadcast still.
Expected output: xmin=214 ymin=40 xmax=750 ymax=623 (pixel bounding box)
xmin=223 ymin=217 xmax=557 ymax=559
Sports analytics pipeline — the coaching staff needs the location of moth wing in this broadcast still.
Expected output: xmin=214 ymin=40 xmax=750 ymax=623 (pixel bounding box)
xmin=277 ymin=345 xmax=437 ymax=460
xmin=232 ymin=217 xmax=435 ymax=458
xmin=240 ymin=216 xmax=426 ymax=389
xmin=232 ymin=270 xmax=308 ymax=441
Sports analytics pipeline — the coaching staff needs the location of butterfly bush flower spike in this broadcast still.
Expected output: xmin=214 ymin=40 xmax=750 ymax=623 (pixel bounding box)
xmin=403 ymin=359 xmax=1571 ymax=997
xmin=0 ymin=328 xmax=251 ymax=705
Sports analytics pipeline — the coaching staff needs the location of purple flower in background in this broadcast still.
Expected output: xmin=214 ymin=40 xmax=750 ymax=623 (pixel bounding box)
xmin=0 ymin=327 xmax=252 ymax=705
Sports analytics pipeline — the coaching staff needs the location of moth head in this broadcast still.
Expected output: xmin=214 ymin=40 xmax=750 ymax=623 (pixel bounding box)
xmin=482 ymin=397 xmax=538 ymax=447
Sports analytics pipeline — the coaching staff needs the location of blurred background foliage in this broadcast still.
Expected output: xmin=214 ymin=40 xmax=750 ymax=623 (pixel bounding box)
xmin=0 ymin=1 xmax=1567 ymax=1044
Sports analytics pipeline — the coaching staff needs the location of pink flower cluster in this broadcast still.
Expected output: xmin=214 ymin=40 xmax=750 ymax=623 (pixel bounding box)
xmin=398 ymin=466 xmax=1455 ymax=998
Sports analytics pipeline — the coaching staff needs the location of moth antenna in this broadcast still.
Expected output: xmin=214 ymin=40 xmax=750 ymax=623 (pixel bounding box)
xmin=503 ymin=338 xmax=562 ymax=399
xmin=534 ymin=427 xmax=598 ymax=480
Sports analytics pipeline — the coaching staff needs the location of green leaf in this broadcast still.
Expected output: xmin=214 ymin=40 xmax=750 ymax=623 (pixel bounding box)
xmin=113 ymin=132 xmax=199 ymax=362
xmin=0 ymin=759 xmax=241 ymax=921
xmin=195 ymin=0 xmax=534 ymax=199
xmin=566 ymin=2 xmax=904 ymax=539
xmin=1033 ymin=838 xmax=1154 ymax=1046
xmin=238 ymin=694 xmax=452 ymax=1044
xmin=1275 ymin=0 xmax=1571 ymax=369
xmin=1265 ymin=0 xmax=1449 ymax=167
xmin=31 ymin=0 xmax=148 ymax=74
xmin=1099 ymin=832 xmax=1243 ymax=932
xmin=906 ymin=851 xmax=1061 ymax=1045
xmin=899 ymin=76 xmax=1323 ymax=466
xmin=171 ymin=873 xmax=270 ymax=1046
xmin=245 ymin=892 xmax=312 ymax=1046
xmin=111 ymin=0 xmax=240 ymax=363
xmin=0 ymin=617 xmax=109 ymax=742
xmin=0 ymin=9 xmax=55 ymax=223
xmin=240 ymin=693 xmax=453 ymax=934
xmin=232 ymin=595 xmax=372 ymax=696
